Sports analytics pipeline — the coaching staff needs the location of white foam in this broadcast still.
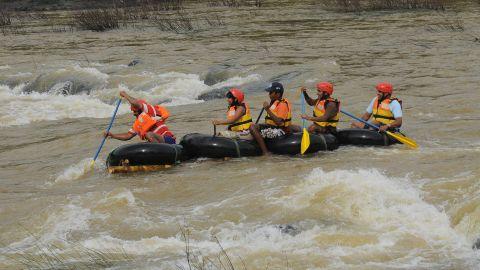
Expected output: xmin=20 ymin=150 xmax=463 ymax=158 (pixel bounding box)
xmin=52 ymin=158 xmax=102 ymax=184
xmin=133 ymin=72 xmax=261 ymax=106
xmin=82 ymin=235 xmax=184 ymax=255
xmin=0 ymin=65 xmax=10 ymax=70
xmin=4 ymin=204 xmax=92 ymax=251
xmin=0 ymin=85 xmax=130 ymax=127
xmin=279 ymin=168 xmax=470 ymax=250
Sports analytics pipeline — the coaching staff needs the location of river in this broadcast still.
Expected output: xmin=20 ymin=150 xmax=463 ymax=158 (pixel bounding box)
xmin=1 ymin=1 xmax=480 ymax=269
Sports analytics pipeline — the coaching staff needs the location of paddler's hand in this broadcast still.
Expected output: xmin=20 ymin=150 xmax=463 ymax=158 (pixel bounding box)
xmin=351 ymin=121 xmax=362 ymax=128
xmin=300 ymin=114 xmax=310 ymax=121
xmin=119 ymin=90 xmax=128 ymax=98
xmin=300 ymin=86 xmax=307 ymax=93
xmin=103 ymin=131 xmax=112 ymax=138
xmin=212 ymin=120 xmax=221 ymax=125
xmin=263 ymin=101 xmax=270 ymax=110
xmin=378 ymin=124 xmax=390 ymax=132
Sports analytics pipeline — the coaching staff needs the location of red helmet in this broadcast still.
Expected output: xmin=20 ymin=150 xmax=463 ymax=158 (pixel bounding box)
xmin=227 ymin=88 xmax=244 ymax=103
xmin=376 ymin=82 xmax=393 ymax=94
xmin=316 ymin=82 xmax=333 ymax=95
xmin=130 ymin=99 xmax=146 ymax=112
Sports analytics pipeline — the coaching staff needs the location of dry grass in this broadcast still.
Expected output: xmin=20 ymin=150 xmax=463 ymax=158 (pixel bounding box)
xmin=0 ymin=8 xmax=12 ymax=26
xmin=73 ymin=8 xmax=122 ymax=31
xmin=207 ymin=0 xmax=263 ymax=8
xmin=2 ymin=231 xmax=132 ymax=269
xmin=322 ymin=0 xmax=448 ymax=12
xmin=179 ymin=226 xmax=242 ymax=270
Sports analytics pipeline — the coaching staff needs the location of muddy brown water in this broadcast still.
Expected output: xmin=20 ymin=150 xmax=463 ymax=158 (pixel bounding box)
xmin=1 ymin=2 xmax=480 ymax=269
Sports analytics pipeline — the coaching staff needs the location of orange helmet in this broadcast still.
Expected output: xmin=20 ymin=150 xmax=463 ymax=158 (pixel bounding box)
xmin=376 ymin=82 xmax=393 ymax=94
xmin=131 ymin=99 xmax=146 ymax=112
xmin=316 ymin=82 xmax=333 ymax=95
xmin=227 ymin=88 xmax=244 ymax=103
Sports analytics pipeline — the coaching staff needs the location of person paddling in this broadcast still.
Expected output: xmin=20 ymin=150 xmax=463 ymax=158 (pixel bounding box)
xmin=212 ymin=88 xmax=253 ymax=140
xmin=104 ymin=91 xmax=176 ymax=144
xmin=299 ymin=82 xmax=340 ymax=135
xmin=351 ymin=82 xmax=402 ymax=132
xmin=249 ymin=82 xmax=292 ymax=155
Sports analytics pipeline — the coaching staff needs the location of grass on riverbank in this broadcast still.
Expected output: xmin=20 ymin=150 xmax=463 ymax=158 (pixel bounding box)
xmin=322 ymin=0 xmax=449 ymax=12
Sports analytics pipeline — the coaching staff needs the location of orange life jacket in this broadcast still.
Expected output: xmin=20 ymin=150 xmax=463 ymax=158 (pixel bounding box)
xmin=132 ymin=105 xmax=174 ymax=139
xmin=313 ymin=97 xmax=340 ymax=127
xmin=265 ymin=98 xmax=292 ymax=127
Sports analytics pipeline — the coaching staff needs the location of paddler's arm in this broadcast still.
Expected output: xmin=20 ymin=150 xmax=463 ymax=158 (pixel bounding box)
xmin=120 ymin=91 xmax=142 ymax=111
xmin=263 ymin=101 xmax=285 ymax=126
xmin=104 ymin=131 xmax=135 ymax=141
xmin=379 ymin=117 xmax=402 ymax=132
xmin=351 ymin=112 xmax=372 ymax=128
xmin=212 ymin=106 xmax=246 ymax=125
xmin=301 ymin=87 xmax=316 ymax=106
xmin=301 ymin=102 xmax=337 ymax=122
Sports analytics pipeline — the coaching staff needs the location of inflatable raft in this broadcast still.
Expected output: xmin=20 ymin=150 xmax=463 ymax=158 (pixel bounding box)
xmin=336 ymin=128 xmax=398 ymax=146
xmin=181 ymin=133 xmax=262 ymax=159
xmin=180 ymin=132 xmax=338 ymax=158
xmin=106 ymin=143 xmax=185 ymax=173
xmin=266 ymin=132 xmax=338 ymax=154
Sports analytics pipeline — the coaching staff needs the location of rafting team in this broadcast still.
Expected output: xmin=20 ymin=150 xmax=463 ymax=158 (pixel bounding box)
xmin=104 ymin=81 xmax=402 ymax=155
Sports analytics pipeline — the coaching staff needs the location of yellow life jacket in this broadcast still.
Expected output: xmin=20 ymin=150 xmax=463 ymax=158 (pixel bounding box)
xmin=265 ymin=98 xmax=292 ymax=127
xmin=372 ymin=96 xmax=402 ymax=125
xmin=227 ymin=103 xmax=252 ymax=132
xmin=313 ymin=97 xmax=340 ymax=127
xmin=132 ymin=112 xmax=157 ymax=137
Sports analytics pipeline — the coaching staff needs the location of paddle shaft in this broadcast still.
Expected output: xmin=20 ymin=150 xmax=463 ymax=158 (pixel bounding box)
xmin=93 ymin=99 xmax=122 ymax=162
xmin=340 ymin=110 xmax=382 ymax=131
xmin=301 ymin=95 xmax=306 ymax=129
xmin=255 ymin=108 xmax=265 ymax=124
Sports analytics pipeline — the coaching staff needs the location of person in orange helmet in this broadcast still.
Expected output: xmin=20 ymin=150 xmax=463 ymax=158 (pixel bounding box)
xmin=104 ymin=91 xmax=175 ymax=144
xmin=299 ymin=81 xmax=341 ymax=135
xmin=351 ymin=82 xmax=402 ymax=132
xmin=212 ymin=88 xmax=253 ymax=139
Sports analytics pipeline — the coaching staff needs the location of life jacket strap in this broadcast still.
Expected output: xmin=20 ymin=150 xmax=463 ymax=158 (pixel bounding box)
xmin=228 ymin=119 xmax=252 ymax=129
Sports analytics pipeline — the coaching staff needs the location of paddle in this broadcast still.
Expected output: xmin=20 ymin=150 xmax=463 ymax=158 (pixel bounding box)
xmin=340 ymin=110 xmax=418 ymax=149
xmin=91 ymin=98 xmax=122 ymax=166
xmin=300 ymin=94 xmax=310 ymax=154
xmin=255 ymin=108 xmax=265 ymax=124
xmin=213 ymin=124 xmax=217 ymax=137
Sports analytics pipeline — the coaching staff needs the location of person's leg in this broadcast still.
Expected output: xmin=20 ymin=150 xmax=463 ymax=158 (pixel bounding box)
xmin=289 ymin=124 xmax=302 ymax=133
xmin=249 ymin=124 xmax=269 ymax=155
xmin=351 ymin=121 xmax=365 ymax=129
xmin=163 ymin=135 xmax=176 ymax=144
xmin=145 ymin=132 xmax=165 ymax=143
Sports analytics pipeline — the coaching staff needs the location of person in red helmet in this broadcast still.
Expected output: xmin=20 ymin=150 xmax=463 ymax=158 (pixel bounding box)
xmin=299 ymin=81 xmax=341 ymax=135
xmin=212 ymin=88 xmax=253 ymax=139
xmin=104 ymin=91 xmax=176 ymax=144
xmin=351 ymin=82 xmax=403 ymax=132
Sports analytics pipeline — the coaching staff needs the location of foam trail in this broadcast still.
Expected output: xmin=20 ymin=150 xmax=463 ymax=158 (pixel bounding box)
xmin=52 ymin=158 xmax=104 ymax=185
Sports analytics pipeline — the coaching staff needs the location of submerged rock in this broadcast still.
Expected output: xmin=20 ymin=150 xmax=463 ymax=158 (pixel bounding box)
xmin=473 ymin=238 xmax=480 ymax=250
xmin=128 ymin=59 xmax=141 ymax=67
xmin=277 ymin=224 xmax=300 ymax=236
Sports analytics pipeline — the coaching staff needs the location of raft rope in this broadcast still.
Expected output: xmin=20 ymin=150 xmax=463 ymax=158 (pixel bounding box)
xmin=232 ymin=139 xmax=241 ymax=158
xmin=319 ymin=134 xmax=327 ymax=150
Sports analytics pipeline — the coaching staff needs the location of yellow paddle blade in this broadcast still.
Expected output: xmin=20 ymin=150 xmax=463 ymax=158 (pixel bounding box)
xmin=301 ymin=128 xmax=310 ymax=154
xmin=386 ymin=131 xmax=418 ymax=149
